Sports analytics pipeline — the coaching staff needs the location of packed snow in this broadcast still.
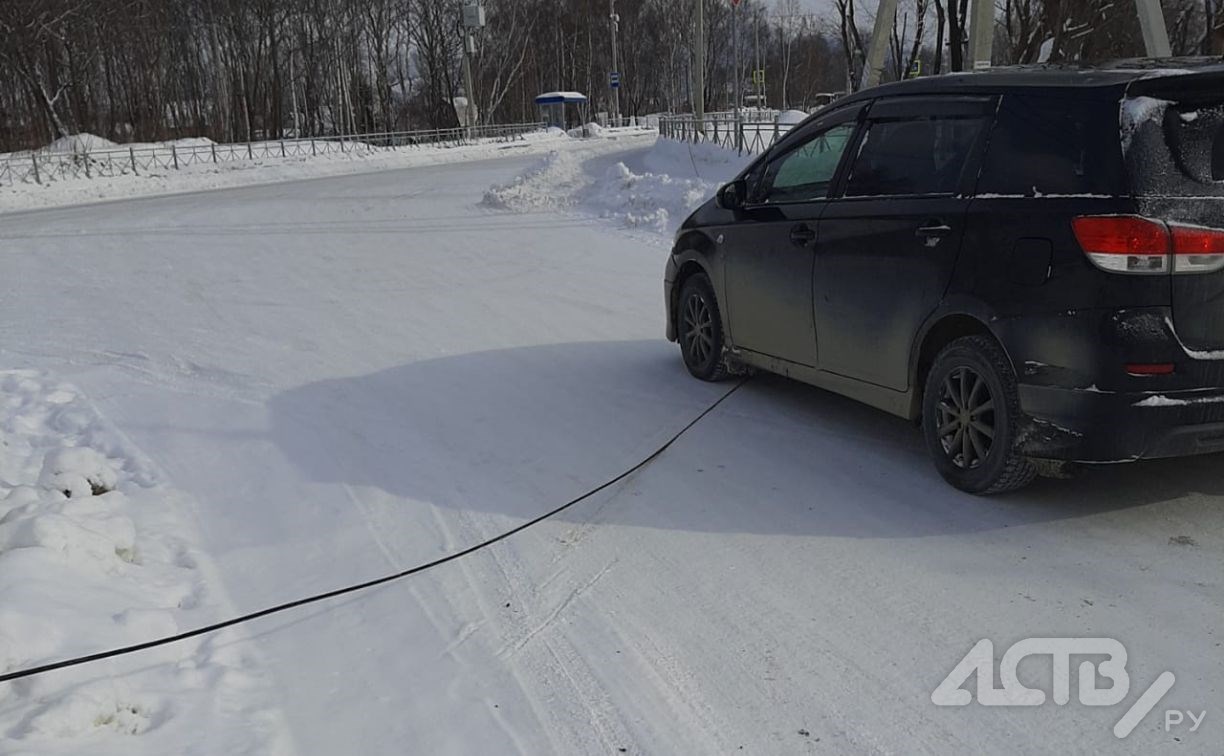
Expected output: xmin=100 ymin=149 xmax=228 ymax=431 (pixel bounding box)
xmin=0 ymin=372 xmax=290 ymax=754
xmin=0 ymin=139 xmax=1220 ymax=754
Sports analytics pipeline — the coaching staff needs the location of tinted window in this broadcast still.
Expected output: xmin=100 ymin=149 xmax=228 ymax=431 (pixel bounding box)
xmin=978 ymin=94 xmax=1127 ymax=196
xmin=843 ymin=116 xmax=986 ymax=197
xmin=757 ymin=123 xmax=855 ymax=203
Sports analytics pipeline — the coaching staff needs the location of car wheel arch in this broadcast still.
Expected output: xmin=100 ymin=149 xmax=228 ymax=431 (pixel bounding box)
xmin=670 ymin=256 xmax=718 ymax=336
xmin=909 ymin=310 xmax=1015 ymax=420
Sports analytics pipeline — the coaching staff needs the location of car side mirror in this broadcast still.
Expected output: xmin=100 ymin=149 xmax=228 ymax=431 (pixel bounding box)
xmin=716 ymin=179 xmax=748 ymax=211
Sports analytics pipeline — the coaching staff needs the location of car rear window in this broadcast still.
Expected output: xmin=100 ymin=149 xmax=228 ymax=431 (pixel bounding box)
xmin=977 ymin=94 xmax=1127 ymax=197
xmin=1123 ymin=96 xmax=1224 ymax=196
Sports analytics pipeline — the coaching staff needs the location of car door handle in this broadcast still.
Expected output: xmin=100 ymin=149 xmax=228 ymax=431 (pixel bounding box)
xmin=790 ymin=223 xmax=817 ymax=247
xmin=916 ymin=221 xmax=953 ymax=237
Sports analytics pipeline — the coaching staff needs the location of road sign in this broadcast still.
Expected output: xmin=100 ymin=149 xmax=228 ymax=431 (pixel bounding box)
xmin=908 ymin=60 xmax=922 ymax=78
xmin=752 ymin=69 xmax=765 ymax=85
xmin=610 ymin=71 xmax=621 ymax=89
xmin=462 ymin=3 xmax=486 ymax=29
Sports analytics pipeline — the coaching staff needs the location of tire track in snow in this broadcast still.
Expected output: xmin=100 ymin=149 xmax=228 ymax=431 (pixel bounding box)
xmin=439 ymin=491 xmax=639 ymax=754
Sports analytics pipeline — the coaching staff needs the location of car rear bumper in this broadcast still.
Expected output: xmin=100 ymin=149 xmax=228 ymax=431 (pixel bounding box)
xmin=1018 ymin=383 xmax=1224 ymax=462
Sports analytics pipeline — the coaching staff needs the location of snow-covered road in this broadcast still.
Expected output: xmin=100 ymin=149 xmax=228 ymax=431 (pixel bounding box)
xmin=1 ymin=145 xmax=1221 ymax=754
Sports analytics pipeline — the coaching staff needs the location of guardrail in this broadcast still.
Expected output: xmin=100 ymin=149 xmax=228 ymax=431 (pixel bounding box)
xmin=658 ymin=112 xmax=792 ymax=155
xmin=0 ymin=122 xmax=549 ymax=188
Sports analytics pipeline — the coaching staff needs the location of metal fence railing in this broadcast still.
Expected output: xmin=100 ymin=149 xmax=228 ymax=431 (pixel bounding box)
xmin=0 ymin=121 xmax=549 ymax=188
xmin=658 ymin=111 xmax=793 ymax=155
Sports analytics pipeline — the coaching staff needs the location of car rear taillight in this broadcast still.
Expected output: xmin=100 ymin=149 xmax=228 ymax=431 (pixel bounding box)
xmin=1072 ymin=216 xmax=1171 ymax=274
xmin=1073 ymin=216 xmax=1224 ymax=275
xmin=1170 ymin=224 xmax=1224 ymax=274
xmin=1125 ymin=363 xmax=1176 ymax=376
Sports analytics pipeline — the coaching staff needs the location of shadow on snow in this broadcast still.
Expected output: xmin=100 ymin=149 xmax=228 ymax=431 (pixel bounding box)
xmin=268 ymin=339 xmax=1224 ymax=539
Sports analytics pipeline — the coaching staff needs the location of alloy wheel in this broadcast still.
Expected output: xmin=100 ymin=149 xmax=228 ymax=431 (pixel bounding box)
xmin=682 ymin=292 xmax=714 ymax=366
xmin=936 ymin=366 xmax=996 ymax=470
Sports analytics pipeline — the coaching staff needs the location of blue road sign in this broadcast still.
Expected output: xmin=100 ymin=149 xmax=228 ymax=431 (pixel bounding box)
xmin=610 ymin=71 xmax=621 ymax=89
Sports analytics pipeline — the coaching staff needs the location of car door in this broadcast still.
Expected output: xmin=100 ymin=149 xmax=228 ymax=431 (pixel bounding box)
xmin=814 ymin=96 xmax=995 ymax=390
xmin=724 ymin=106 xmax=863 ymax=366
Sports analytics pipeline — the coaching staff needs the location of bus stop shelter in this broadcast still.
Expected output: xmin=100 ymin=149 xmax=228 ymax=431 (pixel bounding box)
xmin=535 ymin=91 xmax=588 ymax=131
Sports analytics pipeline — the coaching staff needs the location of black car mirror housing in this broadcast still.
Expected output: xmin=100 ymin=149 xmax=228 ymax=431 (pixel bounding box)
xmin=716 ymin=179 xmax=748 ymax=210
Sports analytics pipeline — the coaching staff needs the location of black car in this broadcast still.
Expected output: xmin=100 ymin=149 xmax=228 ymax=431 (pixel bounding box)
xmin=665 ymin=60 xmax=1224 ymax=494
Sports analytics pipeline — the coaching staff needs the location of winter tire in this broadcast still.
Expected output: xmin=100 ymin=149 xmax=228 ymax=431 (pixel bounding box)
xmin=922 ymin=335 xmax=1036 ymax=495
xmin=677 ymin=274 xmax=729 ymax=382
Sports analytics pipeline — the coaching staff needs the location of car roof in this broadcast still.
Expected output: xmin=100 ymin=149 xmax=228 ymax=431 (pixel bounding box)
xmin=836 ymin=57 xmax=1224 ymax=106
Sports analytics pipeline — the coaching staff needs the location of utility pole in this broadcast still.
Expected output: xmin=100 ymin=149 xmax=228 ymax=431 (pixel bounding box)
xmin=609 ymin=0 xmax=621 ymax=126
xmin=461 ymin=43 xmax=477 ymax=135
xmin=968 ymin=0 xmax=995 ymax=69
xmin=754 ymin=7 xmax=762 ymax=108
xmin=290 ymin=51 xmax=300 ymax=137
xmin=861 ymin=0 xmax=900 ymax=89
xmin=461 ymin=3 xmax=486 ymax=137
xmin=694 ymin=0 xmax=706 ymax=130
xmin=1134 ymin=0 xmax=1173 ymax=57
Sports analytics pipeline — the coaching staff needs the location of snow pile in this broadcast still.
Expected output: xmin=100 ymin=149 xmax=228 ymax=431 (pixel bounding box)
xmin=586 ymin=161 xmax=722 ymax=232
xmin=566 ymin=122 xmax=605 ymax=138
xmin=0 ymin=371 xmax=289 ymax=755
xmin=43 ymin=133 xmax=119 ymax=155
xmin=639 ymin=137 xmax=750 ymax=182
xmin=159 ymin=136 xmax=216 ymax=149
xmin=480 ymin=149 xmax=590 ymax=212
xmin=483 ymin=136 xmax=751 ymax=234
xmin=777 ymin=109 xmax=809 ymax=126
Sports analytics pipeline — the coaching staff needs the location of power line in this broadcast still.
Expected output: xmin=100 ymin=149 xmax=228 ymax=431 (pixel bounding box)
xmin=0 ymin=377 xmax=748 ymax=686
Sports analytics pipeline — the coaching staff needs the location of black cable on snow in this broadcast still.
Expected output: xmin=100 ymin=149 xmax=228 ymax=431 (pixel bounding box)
xmin=0 ymin=377 xmax=747 ymax=685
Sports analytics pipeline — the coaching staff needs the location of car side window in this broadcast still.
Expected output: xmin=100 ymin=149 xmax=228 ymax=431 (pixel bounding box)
xmin=843 ymin=116 xmax=987 ymax=198
xmin=977 ymin=95 xmax=1126 ymax=196
xmin=755 ymin=123 xmax=856 ymax=204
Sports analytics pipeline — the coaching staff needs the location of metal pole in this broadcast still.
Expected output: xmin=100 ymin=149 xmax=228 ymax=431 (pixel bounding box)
xmin=610 ymin=0 xmax=621 ymax=126
xmin=290 ymin=51 xmax=301 ymax=137
xmin=968 ymin=0 xmax=995 ymax=70
xmin=733 ymin=0 xmax=743 ymax=153
xmin=461 ymin=43 xmax=477 ymax=139
xmin=1134 ymin=0 xmax=1173 ymax=57
xmin=861 ymin=0 xmax=901 ymax=89
xmin=753 ymin=9 xmax=761 ymax=108
xmin=694 ymin=0 xmax=705 ymax=132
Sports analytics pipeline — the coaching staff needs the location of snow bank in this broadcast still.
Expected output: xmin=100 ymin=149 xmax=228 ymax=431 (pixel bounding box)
xmin=777 ymin=109 xmax=809 ymax=126
xmin=566 ymin=122 xmax=605 ymax=138
xmin=2 ymin=129 xmax=655 ymax=214
xmin=482 ymin=136 xmax=752 ymax=234
xmin=584 ymin=160 xmax=725 ymax=232
xmin=0 ymin=371 xmax=290 ymax=755
xmin=43 ymin=133 xmax=119 ymax=155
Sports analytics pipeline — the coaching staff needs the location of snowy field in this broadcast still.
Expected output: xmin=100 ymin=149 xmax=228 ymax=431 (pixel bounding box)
xmin=1 ymin=138 xmax=1221 ymax=754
